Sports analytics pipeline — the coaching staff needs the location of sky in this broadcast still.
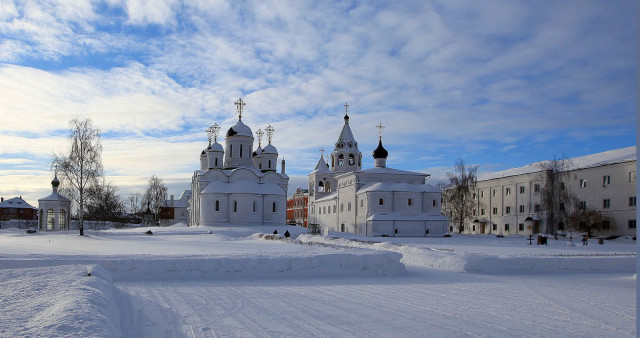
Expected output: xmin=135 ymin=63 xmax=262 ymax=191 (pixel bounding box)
xmin=0 ymin=0 xmax=636 ymax=208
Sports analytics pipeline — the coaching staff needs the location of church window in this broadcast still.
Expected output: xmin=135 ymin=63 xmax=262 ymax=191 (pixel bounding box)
xmin=333 ymin=205 xmax=336 ymax=213
xmin=340 ymin=203 xmax=344 ymax=212
xmin=318 ymin=181 xmax=324 ymax=192
xmin=269 ymin=160 xmax=272 ymax=169
xmin=215 ymin=158 xmax=218 ymax=167
xmin=234 ymin=201 xmax=237 ymax=213
xmin=325 ymin=182 xmax=331 ymax=192
xmin=47 ymin=209 xmax=54 ymax=230
xmin=259 ymin=163 xmax=262 ymax=169
xmin=323 ymin=206 xmax=326 ymax=214
xmin=348 ymin=142 xmax=352 ymax=148
xmin=433 ymin=199 xmax=436 ymax=207
xmin=408 ymin=199 xmax=412 ymax=206
xmin=360 ymin=200 xmax=363 ymax=207
xmin=230 ymin=144 xmax=233 ymax=157
xmin=348 ymin=202 xmax=351 ymax=211
xmin=379 ymin=198 xmax=384 ymax=206
xmin=59 ymin=209 xmax=66 ymax=229
xmin=240 ymin=144 xmax=243 ymax=157
xmin=253 ymin=201 xmax=257 ymax=213
xmin=215 ymin=200 xmax=220 ymax=211
xmin=348 ymin=154 xmax=355 ymax=165
xmin=338 ymin=154 xmax=344 ymax=166
xmin=272 ymin=202 xmax=277 ymax=213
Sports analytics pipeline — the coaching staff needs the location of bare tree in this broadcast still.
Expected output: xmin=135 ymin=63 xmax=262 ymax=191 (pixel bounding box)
xmin=53 ymin=118 xmax=103 ymax=236
xmin=568 ymin=208 xmax=609 ymax=237
xmin=128 ymin=192 xmax=143 ymax=215
xmin=442 ymin=159 xmax=478 ymax=234
xmin=538 ymin=155 xmax=578 ymax=239
xmin=85 ymin=179 xmax=125 ymax=226
xmin=143 ymin=175 xmax=167 ymax=223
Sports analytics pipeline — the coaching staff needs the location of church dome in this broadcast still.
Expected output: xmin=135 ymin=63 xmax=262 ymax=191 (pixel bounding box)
xmin=253 ymin=145 xmax=263 ymax=157
xmin=262 ymin=144 xmax=278 ymax=154
xmin=372 ymin=139 xmax=388 ymax=159
xmin=226 ymin=120 xmax=253 ymax=137
xmin=208 ymin=141 xmax=224 ymax=152
xmin=51 ymin=176 xmax=60 ymax=187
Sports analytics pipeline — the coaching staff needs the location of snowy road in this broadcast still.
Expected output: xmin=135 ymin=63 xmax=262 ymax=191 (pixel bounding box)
xmin=117 ymin=271 xmax=635 ymax=337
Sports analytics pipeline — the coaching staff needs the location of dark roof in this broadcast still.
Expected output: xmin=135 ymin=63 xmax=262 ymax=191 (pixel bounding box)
xmin=372 ymin=138 xmax=388 ymax=159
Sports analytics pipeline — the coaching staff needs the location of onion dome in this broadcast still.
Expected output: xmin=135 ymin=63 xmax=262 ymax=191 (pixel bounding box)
xmin=262 ymin=144 xmax=278 ymax=154
xmin=208 ymin=140 xmax=224 ymax=152
xmin=226 ymin=119 xmax=253 ymax=137
xmin=253 ymin=145 xmax=263 ymax=157
xmin=372 ymin=138 xmax=388 ymax=159
xmin=51 ymin=175 xmax=60 ymax=187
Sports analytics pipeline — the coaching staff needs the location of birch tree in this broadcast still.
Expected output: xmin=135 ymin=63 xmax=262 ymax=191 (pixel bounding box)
xmin=442 ymin=159 xmax=478 ymax=234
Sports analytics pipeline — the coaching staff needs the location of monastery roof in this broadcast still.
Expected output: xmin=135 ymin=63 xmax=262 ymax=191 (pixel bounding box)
xmin=208 ymin=141 xmax=223 ymax=152
xmin=201 ymin=180 xmax=286 ymax=195
xmin=262 ymin=144 xmax=277 ymax=154
xmin=478 ymin=146 xmax=636 ymax=181
xmin=357 ymin=181 xmax=440 ymax=194
xmin=226 ymin=119 xmax=253 ymax=137
xmin=39 ymin=191 xmax=71 ymax=203
xmin=1 ymin=197 xmax=37 ymax=209
xmin=311 ymin=156 xmax=330 ymax=174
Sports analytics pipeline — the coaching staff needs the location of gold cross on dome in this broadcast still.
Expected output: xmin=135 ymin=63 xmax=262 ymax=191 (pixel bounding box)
xmin=265 ymin=125 xmax=275 ymax=144
xmin=376 ymin=122 xmax=385 ymax=139
xmin=344 ymin=102 xmax=349 ymax=115
xmin=256 ymin=129 xmax=264 ymax=146
xmin=206 ymin=123 xmax=220 ymax=144
xmin=234 ymin=98 xmax=246 ymax=120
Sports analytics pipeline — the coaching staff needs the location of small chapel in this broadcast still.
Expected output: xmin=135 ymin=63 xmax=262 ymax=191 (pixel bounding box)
xmin=189 ymin=98 xmax=289 ymax=226
xmin=38 ymin=173 xmax=71 ymax=230
xmin=308 ymin=104 xmax=448 ymax=237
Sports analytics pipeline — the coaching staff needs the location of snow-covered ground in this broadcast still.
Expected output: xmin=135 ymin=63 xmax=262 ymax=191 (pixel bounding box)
xmin=0 ymin=225 xmax=635 ymax=337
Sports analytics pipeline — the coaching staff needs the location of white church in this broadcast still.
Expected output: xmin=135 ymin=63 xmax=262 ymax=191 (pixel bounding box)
xmin=308 ymin=104 xmax=448 ymax=237
xmin=189 ymin=98 xmax=289 ymax=226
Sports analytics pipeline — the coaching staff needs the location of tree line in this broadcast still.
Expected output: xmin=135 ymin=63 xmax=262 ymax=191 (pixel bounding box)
xmin=53 ymin=118 xmax=168 ymax=235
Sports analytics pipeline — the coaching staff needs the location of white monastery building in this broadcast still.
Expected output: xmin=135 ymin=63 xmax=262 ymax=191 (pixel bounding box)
xmin=450 ymin=146 xmax=636 ymax=237
xmin=38 ymin=173 xmax=71 ymax=230
xmin=308 ymin=104 xmax=448 ymax=237
xmin=189 ymin=98 xmax=289 ymax=226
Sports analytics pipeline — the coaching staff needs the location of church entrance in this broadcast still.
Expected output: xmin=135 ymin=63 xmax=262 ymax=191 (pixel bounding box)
xmin=480 ymin=223 xmax=486 ymax=234
xmin=341 ymin=224 xmax=345 ymax=232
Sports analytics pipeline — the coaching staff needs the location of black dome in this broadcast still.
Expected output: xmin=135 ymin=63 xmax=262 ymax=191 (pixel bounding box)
xmin=226 ymin=127 xmax=238 ymax=137
xmin=372 ymin=139 xmax=388 ymax=159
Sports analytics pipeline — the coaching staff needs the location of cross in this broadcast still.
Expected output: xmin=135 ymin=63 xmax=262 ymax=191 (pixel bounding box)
xmin=234 ymin=98 xmax=246 ymax=120
xmin=319 ymin=148 xmax=325 ymax=157
xmin=344 ymin=102 xmax=349 ymax=115
xmin=256 ymin=129 xmax=264 ymax=147
xmin=376 ymin=122 xmax=385 ymax=139
xmin=265 ymin=125 xmax=275 ymax=144
xmin=206 ymin=123 xmax=220 ymax=144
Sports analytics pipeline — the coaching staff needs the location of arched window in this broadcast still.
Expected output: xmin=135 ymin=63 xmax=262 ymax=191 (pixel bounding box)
xmin=269 ymin=160 xmax=271 ymax=169
xmin=408 ymin=199 xmax=412 ymax=206
xmin=318 ymin=181 xmax=324 ymax=192
xmin=230 ymin=144 xmax=233 ymax=157
xmin=215 ymin=200 xmax=220 ymax=211
xmin=338 ymin=154 xmax=344 ymax=166
xmin=240 ymin=144 xmax=243 ymax=157
xmin=39 ymin=209 xmax=44 ymax=229
xmin=59 ymin=209 xmax=66 ymax=229
xmin=253 ymin=201 xmax=257 ymax=213
xmin=233 ymin=200 xmax=237 ymax=213
xmin=325 ymin=182 xmax=331 ymax=193
xmin=379 ymin=198 xmax=384 ymax=206
xmin=47 ymin=209 xmax=54 ymax=230
xmin=340 ymin=203 xmax=344 ymax=212
xmin=348 ymin=154 xmax=355 ymax=165
xmin=323 ymin=206 xmax=326 ymax=214
xmin=215 ymin=158 xmax=218 ymax=167
xmin=272 ymin=202 xmax=277 ymax=213
xmin=348 ymin=202 xmax=351 ymax=211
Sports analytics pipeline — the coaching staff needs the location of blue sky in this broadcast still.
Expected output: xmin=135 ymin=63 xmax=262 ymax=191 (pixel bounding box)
xmin=0 ymin=0 xmax=636 ymax=206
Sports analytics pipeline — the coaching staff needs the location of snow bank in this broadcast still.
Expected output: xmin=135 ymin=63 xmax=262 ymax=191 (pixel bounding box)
xmin=0 ymin=265 xmax=121 ymax=337
xmin=0 ymin=252 xmax=405 ymax=281
xmin=296 ymin=235 xmax=635 ymax=273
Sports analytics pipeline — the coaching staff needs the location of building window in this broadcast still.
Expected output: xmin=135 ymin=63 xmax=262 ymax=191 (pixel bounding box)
xmin=603 ymin=199 xmax=610 ymax=209
xmin=534 ymin=183 xmax=540 ymax=192
xmin=480 ymin=190 xmax=484 ymax=198
xmin=348 ymin=154 xmax=355 ymax=165
xmin=481 ymin=209 xmax=485 ymax=216
xmin=379 ymin=198 xmax=384 ymax=206
xmin=519 ymin=186 xmax=525 ymax=194
xmin=333 ymin=205 xmax=336 ymax=213
xmin=492 ymin=224 xmax=497 ymax=231
xmin=505 ymin=188 xmax=511 ymax=195
xmin=59 ymin=209 xmax=66 ymax=229
xmin=603 ymin=175 xmax=610 ymax=186
xmin=432 ymin=199 xmax=437 ymax=207
xmin=505 ymin=206 xmax=511 ymax=214
xmin=272 ymin=202 xmax=277 ymax=213
xmin=233 ymin=201 xmax=237 ymax=213
xmin=579 ymin=201 xmax=586 ymax=210
xmin=534 ymin=204 xmax=541 ymax=212
xmin=630 ymin=196 xmax=636 ymax=207
xmin=340 ymin=203 xmax=344 ymax=211
xmin=629 ymin=171 xmax=636 ymax=182
xmin=504 ymin=224 xmax=510 ymax=231
xmin=492 ymin=189 xmax=496 ymax=197
xmin=347 ymin=202 xmax=351 ymax=211
xmin=47 ymin=209 xmax=54 ymax=230
xmin=628 ymin=220 xmax=636 ymax=229
xmin=519 ymin=223 xmax=524 ymax=231
xmin=472 ymin=225 xmax=476 ymax=232
xmin=240 ymin=144 xmax=243 ymax=157
xmin=215 ymin=158 xmax=218 ymax=167
xmin=215 ymin=200 xmax=220 ymax=212
xmin=492 ymin=207 xmax=498 ymax=215
xmin=519 ymin=205 xmax=525 ymax=213
xmin=338 ymin=154 xmax=344 ymax=166
xmin=253 ymin=201 xmax=257 ymax=213
xmin=580 ymin=179 xmax=587 ymax=188
xmin=407 ymin=198 xmax=412 ymax=206
xmin=472 ymin=192 xmax=476 ymax=199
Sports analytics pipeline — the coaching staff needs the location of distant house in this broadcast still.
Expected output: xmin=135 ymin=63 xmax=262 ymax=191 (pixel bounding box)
xmin=159 ymin=190 xmax=191 ymax=226
xmin=0 ymin=196 xmax=37 ymax=221
xmin=287 ymin=188 xmax=308 ymax=227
